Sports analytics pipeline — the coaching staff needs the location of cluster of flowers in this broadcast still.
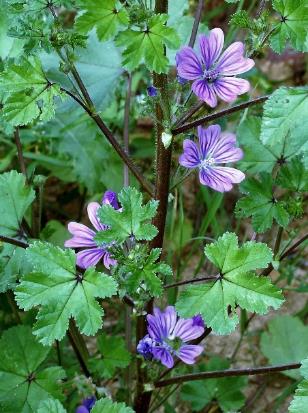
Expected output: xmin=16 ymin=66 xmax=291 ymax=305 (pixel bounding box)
xmin=66 ymin=28 xmax=254 ymax=379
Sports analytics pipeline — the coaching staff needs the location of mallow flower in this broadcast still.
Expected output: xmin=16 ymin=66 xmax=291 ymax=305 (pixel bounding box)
xmin=137 ymin=306 xmax=204 ymax=368
xmin=176 ymin=28 xmax=255 ymax=107
xmin=65 ymin=190 xmax=119 ymax=269
xmin=179 ymin=124 xmax=245 ymax=192
xmin=76 ymin=396 xmax=96 ymax=413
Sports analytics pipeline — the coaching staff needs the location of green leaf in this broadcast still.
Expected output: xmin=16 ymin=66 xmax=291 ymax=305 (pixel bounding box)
xmin=91 ymin=334 xmax=131 ymax=379
xmin=96 ymin=187 xmax=158 ymax=244
xmin=76 ymin=0 xmax=129 ymax=41
xmin=277 ymin=157 xmax=308 ymax=191
xmin=238 ymin=116 xmax=308 ymax=173
xmin=176 ymin=233 xmax=283 ymax=335
xmin=114 ymin=246 xmax=172 ymax=297
xmin=289 ymin=358 xmax=308 ymax=413
xmin=15 ymin=241 xmax=118 ymax=345
xmin=116 ymin=14 xmax=180 ymax=73
xmin=0 ymin=243 xmax=26 ymax=292
xmin=0 ymin=170 xmax=35 ymax=237
xmin=271 ymin=0 xmax=308 ymax=53
xmin=235 ymin=174 xmax=290 ymax=233
xmin=0 ymin=325 xmax=65 ymax=412
xmin=0 ymin=57 xmax=65 ymax=126
xmin=261 ymin=315 xmax=308 ymax=379
xmin=37 ymin=398 xmax=67 ymax=413
xmin=181 ymin=357 xmax=247 ymax=412
xmin=261 ymin=87 xmax=308 ymax=147
xmin=92 ymin=398 xmax=135 ymax=413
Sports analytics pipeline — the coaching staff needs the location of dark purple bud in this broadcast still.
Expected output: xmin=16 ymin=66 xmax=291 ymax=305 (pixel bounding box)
xmin=192 ymin=314 xmax=205 ymax=328
xmin=76 ymin=407 xmax=89 ymax=413
xmin=147 ymin=85 xmax=158 ymax=97
xmin=137 ymin=335 xmax=155 ymax=360
xmin=177 ymin=76 xmax=188 ymax=85
xmin=102 ymin=190 xmax=119 ymax=210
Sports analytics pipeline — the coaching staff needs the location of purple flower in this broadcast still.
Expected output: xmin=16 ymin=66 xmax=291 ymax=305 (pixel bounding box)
xmin=137 ymin=306 xmax=204 ymax=368
xmin=176 ymin=28 xmax=255 ymax=107
xmin=179 ymin=124 xmax=245 ymax=192
xmin=76 ymin=396 xmax=96 ymax=413
xmin=147 ymin=85 xmax=158 ymax=97
xmin=65 ymin=190 xmax=119 ymax=269
xmin=192 ymin=314 xmax=205 ymax=328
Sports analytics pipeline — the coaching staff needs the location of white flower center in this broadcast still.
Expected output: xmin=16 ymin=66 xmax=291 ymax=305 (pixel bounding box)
xmin=199 ymin=157 xmax=215 ymax=169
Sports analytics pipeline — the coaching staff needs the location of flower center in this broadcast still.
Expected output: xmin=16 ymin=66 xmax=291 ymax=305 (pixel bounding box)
xmin=203 ymin=68 xmax=219 ymax=83
xmin=199 ymin=157 xmax=215 ymax=169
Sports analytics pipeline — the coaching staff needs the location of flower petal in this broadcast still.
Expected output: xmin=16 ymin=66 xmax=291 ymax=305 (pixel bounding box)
xmin=76 ymin=407 xmax=90 ymax=413
xmin=173 ymin=318 xmax=204 ymax=342
xmin=213 ymin=77 xmax=250 ymax=102
xmin=177 ymin=344 xmax=203 ymax=364
xmin=87 ymin=202 xmax=105 ymax=231
xmin=103 ymin=251 xmax=117 ymax=269
xmin=192 ymin=79 xmax=217 ymax=107
xmin=217 ymin=41 xmax=255 ymax=75
xmin=65 ymin=222 xmax=96 ymax=248
xmin=179 ymin=139 xmax=200 ymax=168
xmin=76 ymin=247 xmax=105 ymax=269
xmin=176 ymin=46 xmax=203 ymax=80
xmin=102 ymin=190 xmax=119 ymax=209
xmin=199 ymin=28 xmax=224 ymax=70
xmin=198 ymin=124 xmax=221 ymax=159
xmin=207 ymin=131 xmax=243 ymax=163
xmin=152 ymin=346 xmax=174 ymax=368
xmin=199 ymin=166 xmax=245 ymax=192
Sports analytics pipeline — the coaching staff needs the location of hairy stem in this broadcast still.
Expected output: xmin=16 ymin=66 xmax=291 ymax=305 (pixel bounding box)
xmin=188 ymin=0 xmax=204 ymax=48
xmin=172 ymin=95 xmax=269 ymax=135
xmin=154 ymin=362 xmax=301 ymax=388
xmin=123 ymin=73 xmax=132 ymax=188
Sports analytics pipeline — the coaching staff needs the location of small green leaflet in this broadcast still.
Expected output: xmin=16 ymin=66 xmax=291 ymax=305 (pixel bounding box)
xmin=92 ymin=398 xmax=135 ymax=413
xmin=271 ymin=0 xmax=308 ymax=53
xmin=76 ymin=0 xmax=129 ymax=41
xmin=176 ymin=233 xmax=283 ymax=335
xmin=114 ymin=246 xmax=172 ymax=297
xmin=0 ymin=325 xmax=65 ymax=412
xmin=237 ymin=116 xmax=308 ymax=173
xmin=15 ymin=241 xmax=118 ymax=345
xmin=96 ymin=187 xmax=158 ymax=244
xmin=91 ymin=334 xmax=131 ymax=379
xmin=0 ymin=56 xmax=65 ymax=126
xmin=261 ymin=87 xmax=308 ymax=147
xmin=116 ymin=14 xmax=180 ymax=73
xmin=235 ymin=174 xmax=290 ymax=233
xmin=261 ymin=315 xmax=308 ymax=380
xmin=37 ymin=398 xmax=66 ymax=413
xmin=277 ymin=157 xmax=308 ymax=192
xmin=289 ymin=358 xmax=308 ymax=413
xmin=0 ymin=244 xmax=26 ymax=292
xmin=181 ymin=357 xmax=247 ymax=412
xmin=0 ymin=170 xmax=35 ymax=237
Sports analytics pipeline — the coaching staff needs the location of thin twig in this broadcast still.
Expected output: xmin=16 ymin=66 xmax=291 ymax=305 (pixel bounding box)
xmin=172 ymin=96 xmax=269 ymax=135
xmin=188 ymin=0 xmax=204 ymax=48
xmin=123 ymin=73 xmax=132 ymax=187
xmin=154 ymin=362 xmax=301 ymax=388
xmin=280 ymin=233 xmax=308 ymax=260
xmin=164 ymin=275 xmax=217 ymax=289
xmin=0 ymin=235 xmax=29 ymax=249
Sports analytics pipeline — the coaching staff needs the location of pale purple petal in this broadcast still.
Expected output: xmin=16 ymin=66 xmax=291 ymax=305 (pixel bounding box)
xmin=176 ymin=46 xmax=203 ymax=80
xmin=65 ymin=222 xmax=96 ymax=248
xmin=207 ymin=132 xmax=243 ymax=163
xmin=163 ymin=306 xmax=178 ymax=336
xmin=102 ymin=190 xmax=119 ymax=209
xmin=173 ymin=319 xmax=204 ymax=342
xmin=192 ymin=79 xmax=217 ymax=107
xmin=198 ymin=125 xmax=221 ymax=159
xmin=87 ymin=202 xmax=105 ymax=231
xmin=76 ymin=407 xmax=89 ymax=413
xmin=76 ymin=247 xmax=105 ymax=269
xmin=147 ymin=311 xmax=166 ymax=341
xmin=177 ymin=344 xmax=203 ymax=364
xmin=103 ymin=251 xmax=116 ymax=269
xmin=152 ymin=347 xmax=174 ymax=368
xmin=179 ymin=139 xmax=200 ymax=168
xmin=199 ymin=28 xmax=224 ymax=69
xmin=213 ymin=77 xmax=250 ymax=102
xmin=200 ymin=166 xmax=245 ymax=192
xmin=216 ymin=41 xmax=254 ymax=75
